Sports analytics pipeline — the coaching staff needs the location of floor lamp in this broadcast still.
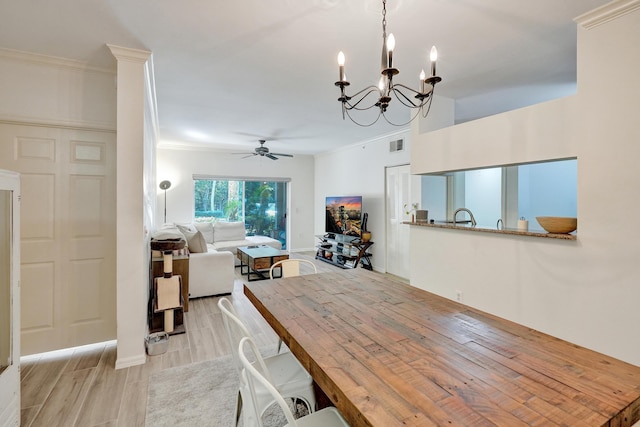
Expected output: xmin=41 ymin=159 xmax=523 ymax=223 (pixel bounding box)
xmin=159 ymin=180 xmax=171 ymax=223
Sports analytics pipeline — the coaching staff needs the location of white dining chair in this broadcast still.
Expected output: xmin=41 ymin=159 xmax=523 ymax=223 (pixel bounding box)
xmin=217 ymin=297 xmax=316 ymax=426
xmin=268 ymin=259 xmax=318 ymax=353
xmin=239 ymin=336 xmax=350 ymax=427
xmin=269 ymin=258 xmax=317 ymax=279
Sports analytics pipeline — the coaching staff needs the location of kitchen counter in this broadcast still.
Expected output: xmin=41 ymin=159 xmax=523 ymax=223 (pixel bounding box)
xmin=404 ymin=221 xmax=577 ymax=240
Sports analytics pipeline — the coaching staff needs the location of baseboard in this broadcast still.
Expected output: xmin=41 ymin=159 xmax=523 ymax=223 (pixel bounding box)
xmin=115 ymin=353 xmax=147 ymax=370
xmin=288 ymin=247 xmax=316 ymax=253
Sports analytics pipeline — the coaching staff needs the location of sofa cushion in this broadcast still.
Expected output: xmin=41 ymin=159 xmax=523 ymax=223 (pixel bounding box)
xmin=214 ymin=221 xmax=246 ymax=242
xmin=194 ymin=222 xmax=214 ymax=244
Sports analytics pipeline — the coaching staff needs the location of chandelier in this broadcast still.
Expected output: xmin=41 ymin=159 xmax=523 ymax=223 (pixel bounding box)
xmin=334 ymin=0 xmax=442 ymax=127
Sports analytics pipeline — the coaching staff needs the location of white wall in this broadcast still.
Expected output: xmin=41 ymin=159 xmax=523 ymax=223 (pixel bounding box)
xmin=421 ymin=175 xmax=446 ymax=222
xmin=314 ymin=131 xmax=411 ymax=272
xmin=0 ymin=48 xmax=116 ymax=129
xmin=156 ymin=147 xmax=316 ymax=251
xmin=409 ymin=0 xmax=640 ymax=366
xmin=465 ymin=168 xmax=502 ymax=227
xmin=314 ymin=96 xmax=455 ymax=273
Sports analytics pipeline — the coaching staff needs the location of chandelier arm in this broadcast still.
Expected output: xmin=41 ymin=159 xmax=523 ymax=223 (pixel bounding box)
xmin=392 ymin=82 xmax=423 ymax=97
xmin=380 ymin=105 xmax=424 ymax=127
xmin=421 ymin=89 xmax=436 ymax=118
xmin=344 ymin=107 xmax=382 ymax=127
xmin=343 ymin=86 xmax=383 ymax=111
xmin=393 ymin=82 xmax=436 ymax=107
xmin=390 ymin=86 xmax=423 ymax=108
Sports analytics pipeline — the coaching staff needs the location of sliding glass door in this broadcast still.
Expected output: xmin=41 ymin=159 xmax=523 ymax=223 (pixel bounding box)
xmin=194 ymin=177 xmax=288 ymax=249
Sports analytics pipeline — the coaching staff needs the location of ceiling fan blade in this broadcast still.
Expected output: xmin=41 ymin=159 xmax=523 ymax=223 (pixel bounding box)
xmin=271 ymin=153 xmax=293 ymax=157
xmin=265 ymin=154 xmax=279 ymax=160
xmin=241 ymin=154 xmax=256 ymax=159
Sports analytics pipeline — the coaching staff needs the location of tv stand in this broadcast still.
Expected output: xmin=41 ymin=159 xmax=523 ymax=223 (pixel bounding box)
xmin=315 ymin=234 xmax=373 ymax=270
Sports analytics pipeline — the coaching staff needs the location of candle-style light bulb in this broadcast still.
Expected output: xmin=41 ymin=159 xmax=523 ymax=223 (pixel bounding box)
xmin=378 ymin=76 xmax=385 ymax=93
xmin=387 ymin=34 xmax=395 ymax=69
xmin=419 ymin=69 xmax=426 ymax=93
xmin=338 ymin=51 xmax=345 ymax=82
xmin=430 ymin=46 xmax=438 ymax=77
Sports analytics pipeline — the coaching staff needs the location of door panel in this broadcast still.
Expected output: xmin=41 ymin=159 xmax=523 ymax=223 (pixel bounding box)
xmin=386 ymin=165 xmax=420 ymax=279
xmin=0 ymin=171 xmax=20 ymax=425
xmin=0 ymin=123 xmax=116 ymax=355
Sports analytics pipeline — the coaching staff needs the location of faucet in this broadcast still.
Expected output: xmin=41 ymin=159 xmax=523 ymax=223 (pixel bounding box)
xmin=453 ymin=208 xmax=477 ymax=227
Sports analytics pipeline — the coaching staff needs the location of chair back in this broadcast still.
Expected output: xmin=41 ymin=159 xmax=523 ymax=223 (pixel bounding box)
xmin=269 ymin=259 xmax=317 ymax=279
xmin=218 ymin=297 xmax=272 ymax=382
xmin=239 ymin=336 xmax=299 ymax=427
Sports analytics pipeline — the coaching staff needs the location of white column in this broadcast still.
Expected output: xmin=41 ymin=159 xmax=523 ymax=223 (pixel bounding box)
xmin=108 ymin=45 xmax=151 ymax=369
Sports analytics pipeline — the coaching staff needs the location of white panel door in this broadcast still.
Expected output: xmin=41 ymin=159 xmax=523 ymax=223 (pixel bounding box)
xmin=386 ymin=165 xmax=420 ymax=279
xmin=0 ymin=123 xmax=116 ymax=355
xmin=0 ymin=170 xmax=20 ymax=426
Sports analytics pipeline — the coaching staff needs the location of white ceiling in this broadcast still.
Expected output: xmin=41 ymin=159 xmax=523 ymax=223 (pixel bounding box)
xmin=0 ymin=0 xmax=610 ymax=155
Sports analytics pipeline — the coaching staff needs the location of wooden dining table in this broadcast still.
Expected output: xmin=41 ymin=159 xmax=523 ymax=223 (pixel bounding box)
xmin=244 ymin=268 xmax=640 ymax=427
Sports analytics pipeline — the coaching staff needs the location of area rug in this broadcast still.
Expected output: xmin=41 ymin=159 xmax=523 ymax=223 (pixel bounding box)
xmin=145 ymin=347 xmax=306 ymax=427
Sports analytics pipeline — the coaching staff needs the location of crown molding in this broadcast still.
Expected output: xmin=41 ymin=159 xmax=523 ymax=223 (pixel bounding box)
xmin=107 ymin=44 xmax=151 ymax=64
xmin=157 ymin=140 xmax=246 ymax=152
xmin=575 ymin=0 xmax=640 ymax=29
xmin=0 ymin=115 xmax=116 ymax=133
xmin=0 ymin=47 xmax=115 ymax=74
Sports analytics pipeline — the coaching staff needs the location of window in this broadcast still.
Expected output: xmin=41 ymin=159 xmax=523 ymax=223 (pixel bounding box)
xmin=193 ymin=177 xmax=288 ymax=249
xmin=420 ymin=158 xmax=577 ymax=230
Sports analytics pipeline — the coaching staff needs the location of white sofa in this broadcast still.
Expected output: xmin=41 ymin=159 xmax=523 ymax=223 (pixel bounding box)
xmin=171 ymin=221 xmax=282 ymax=298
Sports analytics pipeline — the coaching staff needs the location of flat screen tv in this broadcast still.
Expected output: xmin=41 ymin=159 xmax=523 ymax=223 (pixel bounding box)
xmin=325 ymin=196 xmax=362 ymax=237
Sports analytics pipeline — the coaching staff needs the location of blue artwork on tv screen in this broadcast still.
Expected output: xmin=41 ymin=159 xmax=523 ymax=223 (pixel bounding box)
xmin=325 ymin=196 xmax=362 ymax=236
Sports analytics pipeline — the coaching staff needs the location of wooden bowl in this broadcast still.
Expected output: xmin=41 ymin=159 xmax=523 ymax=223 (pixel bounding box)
xmin=535 ymin=216 xmax=577 ymax=234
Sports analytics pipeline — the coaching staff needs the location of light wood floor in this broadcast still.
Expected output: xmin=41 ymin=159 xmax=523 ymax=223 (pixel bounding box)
xmin=20 ymin=252 xmax=336 ymax=427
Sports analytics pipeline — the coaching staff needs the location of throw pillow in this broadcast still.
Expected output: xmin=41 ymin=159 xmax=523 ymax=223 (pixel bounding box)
xmin=176 ymin=224 xmax=208 ymax=253
xmin=194 ymin=221 xmax=214 ymax=244
xmin=176 ymin=223 xmax=197 ymax=234
xmin=213 ymin=221 xmax=246 ymax=242
xmin=186 ymin=230 xmax=208 ymax=253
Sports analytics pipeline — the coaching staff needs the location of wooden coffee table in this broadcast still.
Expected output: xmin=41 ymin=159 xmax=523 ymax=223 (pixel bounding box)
xmin=237 ymin=245 xmax=289 ymax=281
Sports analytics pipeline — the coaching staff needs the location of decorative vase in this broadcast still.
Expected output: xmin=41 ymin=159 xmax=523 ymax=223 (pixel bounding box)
xmin=361 ymin=231 xmax=371 ymax=242
xmin=411 ymin=214 xmax=415 ymax=223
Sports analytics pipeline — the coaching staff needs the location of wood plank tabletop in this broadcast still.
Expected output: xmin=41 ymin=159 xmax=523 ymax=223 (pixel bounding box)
xmin=244 ymin=268 xmax=640 ymax=427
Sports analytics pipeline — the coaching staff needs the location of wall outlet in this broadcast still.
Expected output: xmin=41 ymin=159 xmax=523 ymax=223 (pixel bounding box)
xmin=456 ymin=290 xmax=463 ymax=302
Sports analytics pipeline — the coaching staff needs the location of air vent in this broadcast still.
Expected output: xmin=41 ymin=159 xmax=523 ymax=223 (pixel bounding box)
xmin=389 ymin=139 xmax=404 ymax=152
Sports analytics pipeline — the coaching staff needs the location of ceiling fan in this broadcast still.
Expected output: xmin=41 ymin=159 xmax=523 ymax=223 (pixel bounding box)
xmin=235 ymin=140 xmax=293 ymax=160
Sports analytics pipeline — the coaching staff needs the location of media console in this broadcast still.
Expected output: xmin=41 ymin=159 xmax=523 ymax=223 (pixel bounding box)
xmin=315 ymin=233 xmax=373 ymax=270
